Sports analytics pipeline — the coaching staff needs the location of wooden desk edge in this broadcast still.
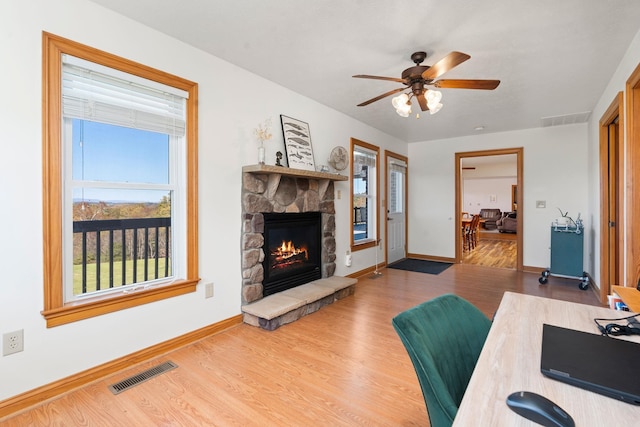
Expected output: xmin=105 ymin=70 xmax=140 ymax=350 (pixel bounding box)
xmin=453 ymin=292 xmax=640 ymax=426
xmin=611 ymin=285 xmax=640 ymax=312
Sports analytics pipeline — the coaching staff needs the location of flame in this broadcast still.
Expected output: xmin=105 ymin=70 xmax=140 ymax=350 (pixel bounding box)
xmin=272 ymin=240 xmax=308 ymax=262
xmin=281 ymin=241 xmax=295 ymax=253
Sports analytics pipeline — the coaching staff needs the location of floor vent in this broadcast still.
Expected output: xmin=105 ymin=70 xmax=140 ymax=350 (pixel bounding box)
xmin=108 ymin=361 xmax=178 ymax=395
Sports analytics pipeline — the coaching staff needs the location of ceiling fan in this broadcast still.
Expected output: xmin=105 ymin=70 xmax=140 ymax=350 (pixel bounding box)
xmin=353 ymin=51 xmax=500 ymax=116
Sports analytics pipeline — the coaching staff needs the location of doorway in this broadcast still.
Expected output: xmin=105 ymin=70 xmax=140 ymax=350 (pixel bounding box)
xmin=627 ymin=63 xmax=640 ymax=293
xmin=455 ymin=148 xmax=524 ymax=270
xmin=599 ymin=92 xmax=623 ymax=304
xmin=385 ymin=150 xmax=408 ymax=265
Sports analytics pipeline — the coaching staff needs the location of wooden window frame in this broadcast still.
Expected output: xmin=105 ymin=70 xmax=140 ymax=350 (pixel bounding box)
xmin=41 ymin=32 xmax=199 ymax=327
xmin=350 ymin=138 xmax=380 ymax=252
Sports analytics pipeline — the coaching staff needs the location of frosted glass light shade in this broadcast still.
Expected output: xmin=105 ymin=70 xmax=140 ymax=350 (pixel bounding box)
xmin=391 ymin=93 xmax=409 ymax=109
xmin=429 ymin=102 xmax=443 ymax=115
xmin=425 ymin=89 xmax=442 ymax=106
xmin=395 ymin=98 xmax=411 ymax=116
xmin=396 ymin=107 xmax=410 ymax=117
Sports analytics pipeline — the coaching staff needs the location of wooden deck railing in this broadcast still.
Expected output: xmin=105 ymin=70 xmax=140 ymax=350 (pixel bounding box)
xmin=73 ymin=217 xmax=171 ymax=293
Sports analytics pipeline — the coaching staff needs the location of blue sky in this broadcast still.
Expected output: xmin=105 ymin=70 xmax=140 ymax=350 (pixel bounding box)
xmin=72 ymin=119 xmax=170 ymax=203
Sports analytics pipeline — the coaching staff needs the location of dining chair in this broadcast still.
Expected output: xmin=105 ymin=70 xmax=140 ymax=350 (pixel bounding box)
xmin=463 ymin=214 xmax=480 ymax=251
xmin=392 ymin=294 xmax=492 ymax=427
xmin=469 ymin=214 xmax=480 ymax=249
xmin=461 ymin=220 xmax=470 ymax=251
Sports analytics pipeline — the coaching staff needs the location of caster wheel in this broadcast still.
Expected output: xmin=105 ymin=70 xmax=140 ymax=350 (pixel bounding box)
xmin=539 ymin=277 xmax=548 ymax=285
xmin=579 ymin=281 xmax=589 ymax=290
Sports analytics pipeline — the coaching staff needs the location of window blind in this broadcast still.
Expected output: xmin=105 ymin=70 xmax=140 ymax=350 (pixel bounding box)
xmin=389 ymin=161 xmax=406 ymax=174
xmin=354 ymin=148 xmax=377 ymax=168
xmin=62 ymin=55 xmax=187 ymax=136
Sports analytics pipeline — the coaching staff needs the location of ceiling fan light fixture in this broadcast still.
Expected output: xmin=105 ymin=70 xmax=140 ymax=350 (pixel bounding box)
xmin=393 ymin=94 xmax=412 ymax=116
xmin=424 ymin=89 xmax=442 ymax=110
xmin=391 ymin=93 xmax=409 ymax=109
xmin=396 ymin=103 xmax=411 ymax=117
xmin=429 ymin=102 xmax=443 ymax=115
xmin=425 ymin=89 xmax=442 ymax=106
xmin=354 ymin=51 xmax=500 ymax=119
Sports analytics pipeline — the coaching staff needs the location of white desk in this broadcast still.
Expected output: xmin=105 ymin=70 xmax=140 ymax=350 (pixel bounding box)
xmin=453 ymin=292 xmax=640 ymax=426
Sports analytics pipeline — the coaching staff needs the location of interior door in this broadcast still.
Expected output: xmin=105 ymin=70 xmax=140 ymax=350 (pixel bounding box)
xmin=607 ymin=119 xmax=620 ymax=286
xmin=387 ymin=155 xmax=407 ymax=264
xmin=599 ymin=92 xmax=623 ymax=304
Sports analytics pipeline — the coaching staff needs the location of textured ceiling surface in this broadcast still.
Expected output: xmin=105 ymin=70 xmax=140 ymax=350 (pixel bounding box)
xmin=89 ymin=0 xmax=640 ymax=142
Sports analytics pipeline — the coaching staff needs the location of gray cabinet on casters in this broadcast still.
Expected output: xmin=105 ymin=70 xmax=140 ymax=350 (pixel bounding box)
xmin=539 ymin=224 xmax=589 ymax=290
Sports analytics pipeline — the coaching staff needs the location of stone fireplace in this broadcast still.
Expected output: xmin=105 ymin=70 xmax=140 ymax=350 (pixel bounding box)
xmin=241 ymin=169 xmax=337 ymax=303
xmin=241 ymin=165 xmax=355 ymax=330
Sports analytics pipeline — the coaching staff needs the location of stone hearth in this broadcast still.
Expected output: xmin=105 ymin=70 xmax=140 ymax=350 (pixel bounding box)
xmin=243 ymin=276 xmax=356 ymax=330
xmin=241 ymin=165 xmax=355 ymax=329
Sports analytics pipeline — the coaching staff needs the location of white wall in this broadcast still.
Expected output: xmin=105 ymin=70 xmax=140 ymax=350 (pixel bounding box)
xmin=587 ymin=28 xmax=640 ymax=287
xmin=0 ymin=0 xmax=406 ymax=400
xmin=462 ymin=161 xmax=517 ymax=214
xmin=463 ymin=177 xmax=517 ymax=214
xmin=408 ymin=124 xmax=589 ymax=268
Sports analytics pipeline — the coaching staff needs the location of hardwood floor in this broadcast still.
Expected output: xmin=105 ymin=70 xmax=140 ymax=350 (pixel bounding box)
xmin=462 ymin=238 xmax=517 ymax=269
xmin=2 ymin=264 xmax=602 ymax=426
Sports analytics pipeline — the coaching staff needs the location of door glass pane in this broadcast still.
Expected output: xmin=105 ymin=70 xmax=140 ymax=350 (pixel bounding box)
xmin=389 ymin=170 xmax=404 ymax=214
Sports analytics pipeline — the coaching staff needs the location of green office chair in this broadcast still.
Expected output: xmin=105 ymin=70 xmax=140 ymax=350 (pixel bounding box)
xmin=392 ymin=294 xmax=491 ymax=427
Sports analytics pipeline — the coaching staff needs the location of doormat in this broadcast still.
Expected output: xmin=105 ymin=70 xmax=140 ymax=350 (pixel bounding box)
xmin=387 ymin=259 xmax=452 ymax=275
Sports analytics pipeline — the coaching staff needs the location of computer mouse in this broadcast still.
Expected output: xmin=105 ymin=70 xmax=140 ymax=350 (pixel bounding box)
xmin=506 ymin=391 xmax=575 ymax=427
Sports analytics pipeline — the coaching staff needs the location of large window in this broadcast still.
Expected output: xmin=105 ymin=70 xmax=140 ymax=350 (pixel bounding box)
xmin=42 ymin=33 xmax=199 ymax=327
xmin=350 ymin=138 xmax=379 ymax=251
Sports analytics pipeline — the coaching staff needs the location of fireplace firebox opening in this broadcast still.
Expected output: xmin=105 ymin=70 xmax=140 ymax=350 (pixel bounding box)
xmin=262 ymin=212 xmax=322 ymax=297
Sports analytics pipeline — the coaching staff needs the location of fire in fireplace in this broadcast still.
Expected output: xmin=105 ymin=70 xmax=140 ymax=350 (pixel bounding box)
xmin=262 ymin=212 xmax=322 ymax=296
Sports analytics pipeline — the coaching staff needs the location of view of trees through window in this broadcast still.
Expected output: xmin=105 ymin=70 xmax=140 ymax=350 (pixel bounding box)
xmin=70 ymin=119 xmax=174 ymax=296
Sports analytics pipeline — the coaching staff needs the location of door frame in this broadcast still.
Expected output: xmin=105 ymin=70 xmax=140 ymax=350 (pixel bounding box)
xmin=598 ymin=92 xmax=624 ymax=304
xmin=627 ymin=63 xmax=640 ymax=290
xmin=384 ymin=150 xmax=408 ymax=264
xmin=455 ymin=147 xmax=524 ymax=270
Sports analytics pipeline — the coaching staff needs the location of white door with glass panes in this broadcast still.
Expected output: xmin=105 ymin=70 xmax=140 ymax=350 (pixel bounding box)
xmin=387 ymin=156 xmax=407 ymax=264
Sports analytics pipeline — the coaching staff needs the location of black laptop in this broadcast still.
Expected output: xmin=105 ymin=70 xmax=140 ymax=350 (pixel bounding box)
xmin=540 ymin=324 xmax=640 ymax=405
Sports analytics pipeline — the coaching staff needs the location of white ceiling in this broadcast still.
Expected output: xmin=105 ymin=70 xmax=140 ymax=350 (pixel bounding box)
xmin=88 ymin=0 xmax=640 ymax=143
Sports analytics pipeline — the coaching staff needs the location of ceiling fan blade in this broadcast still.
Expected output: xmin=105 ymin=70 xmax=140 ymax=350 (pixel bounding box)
xmin=421 ymin=51 xmax=471 ymax=80
xmin=357 ymin=87 xmax=406 ymax=106
xmin=416 ymin=93 xmax=429 ymax=111
xmin=433 ymin=79 xmax=501 ymax=90
xmin=353 ymin=74 xmax=406 ymax=84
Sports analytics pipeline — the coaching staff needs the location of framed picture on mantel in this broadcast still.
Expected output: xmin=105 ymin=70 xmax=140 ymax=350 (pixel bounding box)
xmin=280 ymin=115 xmax=316 ymax=171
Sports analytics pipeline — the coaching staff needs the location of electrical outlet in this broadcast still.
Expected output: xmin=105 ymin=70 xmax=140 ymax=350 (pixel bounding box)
xmin=205 ymin=282 xmax=214 ymax=299
xmin=3 ymin=329 xmax=24 ymax=356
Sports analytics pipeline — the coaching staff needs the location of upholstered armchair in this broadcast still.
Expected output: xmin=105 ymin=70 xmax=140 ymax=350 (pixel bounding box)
xmin=497 ymin=212 xmax=517 ymax=233
xmin=479 ymin=208 xmax=502 ymax=230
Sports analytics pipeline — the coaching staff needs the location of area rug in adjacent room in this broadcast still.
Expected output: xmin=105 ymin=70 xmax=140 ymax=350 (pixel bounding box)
xmin=387 ymin=259 xmax=453 ymax=275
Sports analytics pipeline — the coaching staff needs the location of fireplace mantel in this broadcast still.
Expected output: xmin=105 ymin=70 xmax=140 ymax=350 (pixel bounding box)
xmin=243 ymin=164 xmax=348 ymax=181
